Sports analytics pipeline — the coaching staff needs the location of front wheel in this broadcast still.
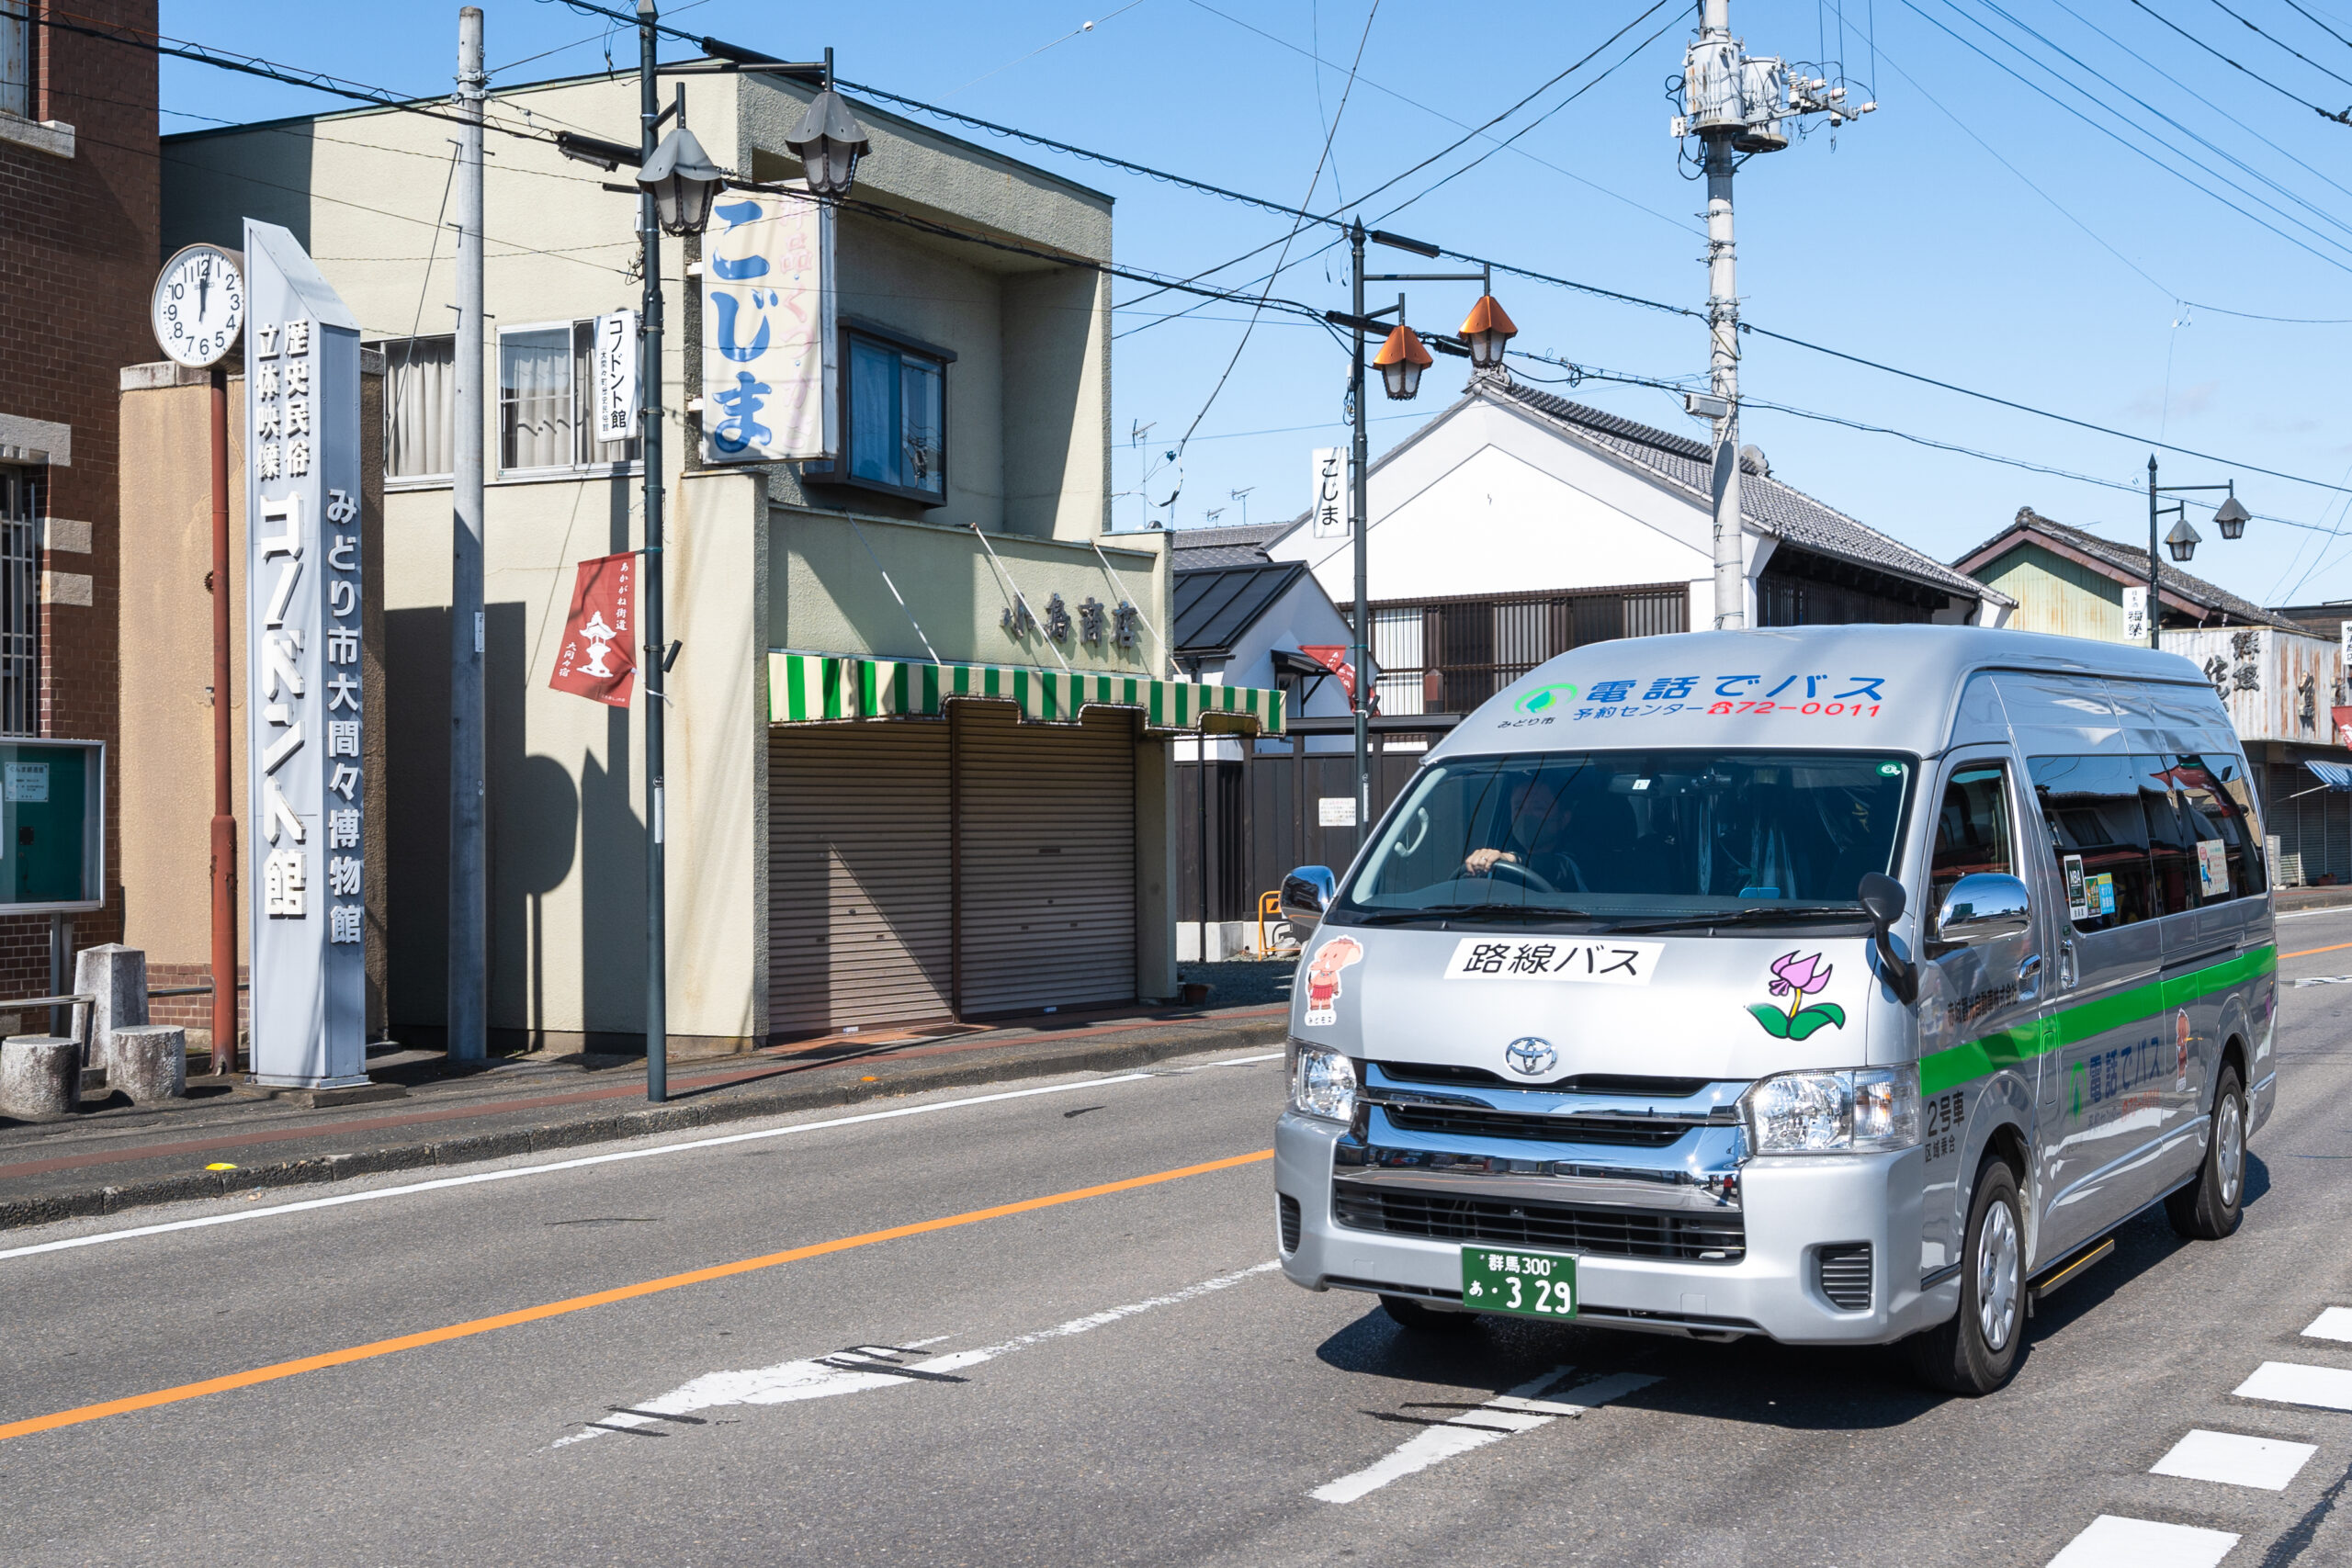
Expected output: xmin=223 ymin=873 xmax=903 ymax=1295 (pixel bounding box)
xmin=2165 ymin=1063 xmax=2246 ymax=1241
xmin=1905 ymin=1158 xmax=2026 ymax=1396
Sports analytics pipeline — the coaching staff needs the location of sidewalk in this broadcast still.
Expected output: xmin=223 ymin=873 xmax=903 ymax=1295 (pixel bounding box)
xmin=0 ymin=987 xmax=1294 ymax=1231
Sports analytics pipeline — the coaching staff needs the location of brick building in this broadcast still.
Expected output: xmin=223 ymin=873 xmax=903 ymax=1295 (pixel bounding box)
xmin=1 ymin=4 xmax=160 ymax=997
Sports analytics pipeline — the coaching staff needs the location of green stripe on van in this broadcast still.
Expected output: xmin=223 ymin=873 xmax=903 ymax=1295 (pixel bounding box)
xmin=1918 ymin=943 xmax=2277 ymax=1097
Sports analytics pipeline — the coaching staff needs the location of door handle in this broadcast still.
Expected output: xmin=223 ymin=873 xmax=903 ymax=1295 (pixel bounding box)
xmin=2017 ymin=953 xmax=2043 ymax=1000
xmin=2059 ymin=933 xmax=2078 ymax=989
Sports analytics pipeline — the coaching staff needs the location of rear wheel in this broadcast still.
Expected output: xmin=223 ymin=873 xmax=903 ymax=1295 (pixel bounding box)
xmin=2165 ymin=1063 xmax=2245 ymax=1241
xmin=1906 ymin=1157 xmax=2026 ymax=1396
xmin=1381 ymin=1294 xmax=1479 ymax=1334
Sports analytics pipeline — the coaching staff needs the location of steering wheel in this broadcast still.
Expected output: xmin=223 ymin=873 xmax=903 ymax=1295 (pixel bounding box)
xmin=1482 ymin=858 xmax=1559 ymax=894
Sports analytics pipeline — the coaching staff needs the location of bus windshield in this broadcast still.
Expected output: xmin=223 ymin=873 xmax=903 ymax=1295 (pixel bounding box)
xmin=1333 ymin=750 xmax=1914 ymax=927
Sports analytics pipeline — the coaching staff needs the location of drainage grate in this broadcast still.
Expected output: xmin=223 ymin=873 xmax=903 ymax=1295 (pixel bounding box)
xmin=1816 ymin=1243 xmax=1873 ymax=1311
xmin=1278 ymin=1193 xmax=1302 ymax=1253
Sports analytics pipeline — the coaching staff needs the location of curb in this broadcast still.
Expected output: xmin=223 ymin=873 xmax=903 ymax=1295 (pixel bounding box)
xmin=0 ymin=1017 xmax=1289 ymax=1232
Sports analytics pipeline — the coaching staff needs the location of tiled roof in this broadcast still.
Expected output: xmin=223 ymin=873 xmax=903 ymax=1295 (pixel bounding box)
xmin=1174 ymin=560 xmax=1309 ymax=656
xmin=1493 ymin=381 xmax=2000 ymax=603
xmin=1956 ymin=507 xmax=2294 ymax=629
xmin=1171 ymin=521 xmax=1290 ymax=571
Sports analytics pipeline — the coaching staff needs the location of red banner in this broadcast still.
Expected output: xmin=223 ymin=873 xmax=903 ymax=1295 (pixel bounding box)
xmin=2335 ymin=705 xmax=2352 ymax=750
xmin=548 ymin=552 xmax=637 ymax=706
xmin=1299 ymin=644 xmax=1358 ymax=701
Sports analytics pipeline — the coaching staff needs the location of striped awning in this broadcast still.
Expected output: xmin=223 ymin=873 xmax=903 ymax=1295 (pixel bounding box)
xmin=769 ymin=653 xmax=1285 ymax=735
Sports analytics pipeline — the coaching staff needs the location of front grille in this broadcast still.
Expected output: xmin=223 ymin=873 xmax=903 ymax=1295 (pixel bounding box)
xmin=1333 ymin=1181 xmax=1745 ymax=1262
xmin=1816 ymin=1244 xmax=1872 ymax=1311
xmin=1278 ymin=1193 xmax=1302 ymax=1253
xmin=1380 ymin=1101 xmax=1699 ymax=1148
xmin=1378 ymin=1062 xmax=1714 ymax=1097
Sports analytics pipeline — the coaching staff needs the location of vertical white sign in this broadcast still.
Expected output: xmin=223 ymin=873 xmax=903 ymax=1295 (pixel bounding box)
xmin=593 ymin=308 xmax=638 ymax=443
xmin=702 ymin=184 xmax=834 ymax=462
xmin=1310 ymin=446 xmax=1350 ymax=539
xmin=2338 ymin=618 xmax=2352 ymax=671
xmin=243 ymin=220 xmax=368 ymax=1089
xmin=2122 ymin=585 xmax=2149 ymax=643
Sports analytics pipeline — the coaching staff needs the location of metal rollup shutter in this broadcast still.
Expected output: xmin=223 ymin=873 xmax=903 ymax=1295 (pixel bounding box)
xmin=768 ymin=723 xmax=955 ymax=1035
xmin=955 ymin=703 xmax=1136 ymax=1015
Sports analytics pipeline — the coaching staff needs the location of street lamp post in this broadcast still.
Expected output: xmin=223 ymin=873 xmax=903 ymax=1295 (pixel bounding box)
xmin=2145 ymin=457 xmax=2250 ymax=650
xmin=1323 ymin=231 xmax=1508 ymax=830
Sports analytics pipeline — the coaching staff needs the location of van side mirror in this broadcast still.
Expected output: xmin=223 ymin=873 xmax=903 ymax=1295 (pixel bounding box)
xmin=1281 ymin=866 xmax=1337 ymax=930
xmin=1934 ymin=873 xmax=2032 ymax=946
xmin=1857 ymin=872 xmax=1918 ymax=1004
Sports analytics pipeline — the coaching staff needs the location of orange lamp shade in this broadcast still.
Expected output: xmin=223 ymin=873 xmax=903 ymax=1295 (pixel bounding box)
xmin=1374 ymin=322 xmax=1434 ymax=400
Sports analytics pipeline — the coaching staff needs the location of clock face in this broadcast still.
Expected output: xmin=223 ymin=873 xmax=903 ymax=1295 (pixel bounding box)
xmin=152 ymin=244 xmax=246 ymax=368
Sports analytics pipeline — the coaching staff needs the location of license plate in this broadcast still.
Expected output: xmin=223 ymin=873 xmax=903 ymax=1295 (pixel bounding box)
xmin=1460 ymin=1246 xmax=1578 ymax=1319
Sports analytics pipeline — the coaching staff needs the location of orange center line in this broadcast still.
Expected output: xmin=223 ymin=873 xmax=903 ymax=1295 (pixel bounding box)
xmin=0 ymin=1148 xmax=1276 ymax=1445
xmin=2282 ymin=941 xmax=2352 ymax=960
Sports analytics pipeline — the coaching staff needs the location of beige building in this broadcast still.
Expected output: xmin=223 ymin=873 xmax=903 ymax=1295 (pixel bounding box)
xmin=129 ymin=63 xmax=1279 ymax=1055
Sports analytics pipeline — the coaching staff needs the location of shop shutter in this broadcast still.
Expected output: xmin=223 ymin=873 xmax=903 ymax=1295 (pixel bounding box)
xmin=956 ymin=704 xmax=1136 ymax=1015
xmin=768 ymin=723 xmax=955 ymax=1035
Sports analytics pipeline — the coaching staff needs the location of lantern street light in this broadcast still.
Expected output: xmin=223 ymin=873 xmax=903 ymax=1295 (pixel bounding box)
xmin=2144 ymin=458 xmax=2248 ymax=649
xmin=637 ymin=116 xmax=725 ymax=236
xmin=1374 ymin=322 xmax=1433 ymax=400
xmin=1458 ymin=291 xmax=1519 ymax=371
xmin=786 ymin=85 xmax=873 ymax=197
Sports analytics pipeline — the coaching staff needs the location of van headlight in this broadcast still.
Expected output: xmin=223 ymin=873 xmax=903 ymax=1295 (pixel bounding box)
xmin=1291 ymin=1042 xmax=1357 ymax=1122
xmin=1739 ymin=1065 xmax=1919 ymax=1154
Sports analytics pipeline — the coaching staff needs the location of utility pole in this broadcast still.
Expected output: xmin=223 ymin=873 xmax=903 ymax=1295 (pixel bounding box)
xmin=209 ymin=359 xmax=236 ymax=1074
xmin=1348 ymin=219 xmax=1371 ymax=832
xmin=638 ymin=0 xmax=670 ymax=1104
xmin=1677 ymin=0 xmax=1872 ymax=630
xmin=1699 ymin=0 xmax=1745 ymax=632
xmin=447 ymin=6 xmax=487 ymax=1063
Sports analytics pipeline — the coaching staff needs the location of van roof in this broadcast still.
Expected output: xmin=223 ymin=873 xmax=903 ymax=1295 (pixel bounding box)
xmin=1430 ymin=624 xmax=2219 ymax=761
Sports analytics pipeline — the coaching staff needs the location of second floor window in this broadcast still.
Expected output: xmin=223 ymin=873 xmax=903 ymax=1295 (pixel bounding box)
xmin=384 ymin=334 xmax=456 ymax=480
xmin=502 ymin=320 xmax=640 ymax=474
xmin=845 ymin=331 xmax=948 ymax=502
xmin=1 ymin=2 xmax=29 ymax=121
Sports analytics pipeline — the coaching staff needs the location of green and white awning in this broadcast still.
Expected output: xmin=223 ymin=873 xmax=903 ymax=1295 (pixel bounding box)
xmin=769 ymin=653 xmax=1284 ymax=735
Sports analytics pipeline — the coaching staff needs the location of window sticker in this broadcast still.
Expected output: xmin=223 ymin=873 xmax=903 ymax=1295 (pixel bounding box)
xmin=2064 ymin=853 xmax=2088 ymax=920
xmin=2197 ymin=839 xmax=2229 ymax=899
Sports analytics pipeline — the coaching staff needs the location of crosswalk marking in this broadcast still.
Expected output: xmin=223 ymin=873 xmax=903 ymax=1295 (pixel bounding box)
xmin=2045 ymin=1516 xmax=2239 ymax=1568
xmin=2234 ymin=1361 xmax=2352 ymax=1413
xmin=2148 ymin=1429 xmax=2317 ymax=1492
xmin=1310 ymin=1370 xmax=1658 ymax=1505
xmin=2302 ymin=1307 xmax=2352 ymax=1344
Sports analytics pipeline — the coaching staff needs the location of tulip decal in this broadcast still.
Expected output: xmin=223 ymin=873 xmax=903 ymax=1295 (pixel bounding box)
xmin=1747 ymin=951 xmax=1847 ymax=1040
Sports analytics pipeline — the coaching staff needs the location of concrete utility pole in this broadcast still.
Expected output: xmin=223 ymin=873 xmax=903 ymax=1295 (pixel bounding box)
xmin=447 ymin=6 xmax=487 ymax=1062
xmin=1677 ymin=0 xmax=1872 ymax=631
xmin=1699 ymin=0 xmax=1745 ymax=633
xmin=1348 ymin=220 xmax=1371 ymax=832
xmin=638 ymin=0 xmax=670 ymax=1104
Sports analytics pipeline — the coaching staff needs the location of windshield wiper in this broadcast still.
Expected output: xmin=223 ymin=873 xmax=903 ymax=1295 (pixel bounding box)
xmin=1347 ymin=902 xmax=1602 ymax=926
xmin=1613 ymin=905 xmax=1866 ymax=932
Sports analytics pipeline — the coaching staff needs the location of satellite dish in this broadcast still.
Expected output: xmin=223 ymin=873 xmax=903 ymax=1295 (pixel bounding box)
xmin=1147 ymin=456 xmax=1183 ymax=509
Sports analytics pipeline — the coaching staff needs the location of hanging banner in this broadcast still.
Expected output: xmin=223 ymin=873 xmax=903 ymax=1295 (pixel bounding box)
xmin=1299 ymin=644 xmax=1360 ymax=702
xmin=549 ymin=552 xmax=639 ymax=707
xmin=2121 ymin=585 xmax=2149 ymax=643
xmin=593 ymin=308 xmax=639 ymax=443
xmin=701 ymin=184 xmax=834 ymax=462
xmin=243 ymin=220 xmax=367 ymax=1090
xmin=1309 ymin=446 xmax=1350 ymax=539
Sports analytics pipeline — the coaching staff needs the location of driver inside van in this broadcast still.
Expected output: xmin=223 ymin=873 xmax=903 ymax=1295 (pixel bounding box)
xmin=1463 ymin=771 xmax=1581 ymax=885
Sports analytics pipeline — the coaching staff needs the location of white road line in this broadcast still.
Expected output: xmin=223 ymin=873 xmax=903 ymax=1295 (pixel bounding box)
xmin=2275 ymin=907 xmax=2350 ymax=921
xmin=2149 ymin=1429 xmax=2317 ymax=1491
xmin=2303 ymin=1307 xmax=2352 ymax=1343
xmin=2235 ymin=1361 xmax=2352 ymax=1412
xmin=1310 ymin=1370 xmax=1659 ymax=1505
xmin=553 ymin=1259 xmax=1281 ymax=1448
xmin=0 ymin=1058 xmax=1295 ymax=1264
xmin=2045 ymin=1516 xmax=2239 ymax=1568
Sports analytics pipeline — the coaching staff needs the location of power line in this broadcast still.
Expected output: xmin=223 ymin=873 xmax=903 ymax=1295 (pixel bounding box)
xmin=2197 ymin=0 xmax=2352 ymax=92
xmin=2121 ymin=0 xmax=2352 ymax=124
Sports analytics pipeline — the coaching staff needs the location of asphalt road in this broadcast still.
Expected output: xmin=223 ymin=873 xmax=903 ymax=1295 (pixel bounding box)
xmin=4 ymin=911 xmax=2352 ymax=1567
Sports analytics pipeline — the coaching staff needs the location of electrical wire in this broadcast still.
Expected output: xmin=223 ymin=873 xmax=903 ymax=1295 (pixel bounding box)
xmin=2196 ymin=0 xmax=2352 ymax=92
xmin=2121 ymin=0 xmax=2352 ymax=123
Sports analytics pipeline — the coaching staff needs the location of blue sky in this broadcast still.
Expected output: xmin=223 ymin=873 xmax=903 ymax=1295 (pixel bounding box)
xmin=163 ymin=0 xmax=2352 ymax=607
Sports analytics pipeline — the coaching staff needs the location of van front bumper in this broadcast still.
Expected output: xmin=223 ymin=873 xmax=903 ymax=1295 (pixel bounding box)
xmin=1275 ymin=1111 xmax=1939 ymax=1347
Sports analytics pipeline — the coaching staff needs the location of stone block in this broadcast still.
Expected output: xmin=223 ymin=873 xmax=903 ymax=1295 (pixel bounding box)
xmin=111 ymin=1026 xmax=187 ymax=1105
xmin=73 ymin=944 xmax=148 ymax=1075
xmin=2 ymin=1036 xmax=79 ymax=1120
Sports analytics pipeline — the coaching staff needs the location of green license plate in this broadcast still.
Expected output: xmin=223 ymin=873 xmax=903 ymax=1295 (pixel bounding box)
xmin=1460 ymin=1246 xmax=1578 ymax=1319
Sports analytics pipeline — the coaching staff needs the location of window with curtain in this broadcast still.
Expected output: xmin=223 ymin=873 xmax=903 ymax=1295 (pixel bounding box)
xmin=381 ymin=334 xmax=456 ymax=480
xmin=497 ymin=319 xmax=642 ymax=475
xmin=841 ymin=332 xmax=948 ymax=502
